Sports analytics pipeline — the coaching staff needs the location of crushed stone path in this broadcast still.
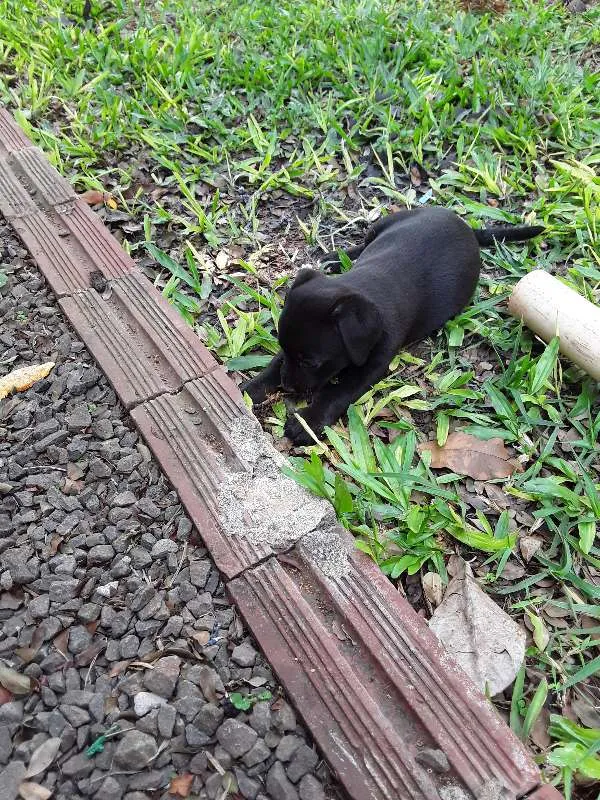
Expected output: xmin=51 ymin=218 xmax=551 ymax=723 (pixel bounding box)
xmin=0 ymin=219 xmax=337 ymax=800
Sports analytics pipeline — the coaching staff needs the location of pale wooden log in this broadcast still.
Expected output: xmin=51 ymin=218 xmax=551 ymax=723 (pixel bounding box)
xmin=508 ymin=270 xmax=600 ymax=380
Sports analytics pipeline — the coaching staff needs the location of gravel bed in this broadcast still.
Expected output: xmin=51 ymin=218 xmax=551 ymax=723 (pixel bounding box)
xmin=0 ymin=216 xmax=338 ymax=800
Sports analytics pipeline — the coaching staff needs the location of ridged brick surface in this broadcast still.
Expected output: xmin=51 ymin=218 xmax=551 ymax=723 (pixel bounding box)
xmin=299 ymin=542 xmax=540 ymax=796
xmin=0 ymin=108 xmax=30 ymax=156
xmin=8 ymin=146 xmax=76 ymax=207
xmin=131 ymin=385 xmax=273 ymax=578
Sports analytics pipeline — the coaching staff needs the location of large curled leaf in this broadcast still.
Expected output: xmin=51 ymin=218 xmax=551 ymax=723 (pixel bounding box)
xmin=0 ymin=363 xmax=55 ymax=401
xmin=25 ymin=737 xmax=61 ymax=778
xmin=420 ymin=432 xmax=521 ymax=480
xmin=429 ymin=558 xmax=526 ymax=695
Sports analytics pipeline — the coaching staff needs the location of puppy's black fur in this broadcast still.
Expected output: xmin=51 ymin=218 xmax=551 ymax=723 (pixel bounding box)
xmin=243 ymin=207 xmax=543 ymax=445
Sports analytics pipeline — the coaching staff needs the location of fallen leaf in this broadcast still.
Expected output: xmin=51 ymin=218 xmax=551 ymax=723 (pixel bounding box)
xmin=0 ymin=686 xmax=13 ymax=705
xmin=169 ymin=773 xmax=194 ymax=797
xmin=215 ymin=251 xmax=229 ymax=270
xmin=571 ymin=695 xmax=600 ymax=728
xmin=18 ymin=782 xmax=52 ymax=800
xmin=419 ymin=432 xmax=521 ymax=480
xmin=499 ymin=561 xmax=527 ymax=581
xmin=410 ymin=163 xmax=427 ymax=187
xmin=520 ymin=536 xmax=543 ymax=562
xmin=109 ymin=660 xmax=131 ymax=678
xmin=15 ymin=624 xmax=47 ymax=664
xmin=530 ymin=707 xmax=551 ymax=751
xmin=25 ymin=737 xmax=61 ymax=778
xmin=53 ymin=629 xmax=69 ymax=659
xmin=0 ymin=363 xmax=55 ymax=401
xmin=191 ymin=631 xmax=210 ymax=647
xmin=49 ymin=535 xmax=62 ymax=556
xmin=62 ymin=478 xmax=82 ymax=496
xmin=78 ymin=189 xmax=116 ymax=208
xmin=422 ymin=572 xmax=443 ymax=607
xmin=75 ymin=638 xmax=106 ymax=667
xmin=0 ymin=665 xmax=32 ymax=695
xmin=428 ymin=558 xmax=526 ymax=696
xmin=526 ymin=612 xmax=550 ymax=652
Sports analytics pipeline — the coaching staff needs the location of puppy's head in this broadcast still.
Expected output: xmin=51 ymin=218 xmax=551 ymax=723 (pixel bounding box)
xmin=277 ymin=268 xmax=382 ymax=394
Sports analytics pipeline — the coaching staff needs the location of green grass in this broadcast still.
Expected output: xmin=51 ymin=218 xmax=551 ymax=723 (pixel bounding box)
xmin=1 ymin=0 xmax=599 ymax=792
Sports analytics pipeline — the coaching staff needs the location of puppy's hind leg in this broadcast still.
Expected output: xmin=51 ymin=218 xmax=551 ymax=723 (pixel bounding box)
xmin=240 ymin=352 xmax=283 ymax=405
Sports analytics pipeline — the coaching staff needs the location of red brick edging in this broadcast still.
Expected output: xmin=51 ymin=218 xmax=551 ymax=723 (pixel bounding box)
xmin=0 ymin=107 xmax=562 ymax=800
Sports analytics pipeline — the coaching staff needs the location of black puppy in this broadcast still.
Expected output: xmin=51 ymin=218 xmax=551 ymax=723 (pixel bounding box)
xmin=243 ymin=207 xmax=543 ymax=445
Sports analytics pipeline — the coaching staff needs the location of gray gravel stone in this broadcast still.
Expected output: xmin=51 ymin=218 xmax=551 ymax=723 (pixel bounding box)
xmin=217 ymin=719 xmax=258 ymax=758
xmin=95 ymin=775 xmax=124 ymax=800
xmin=133 ymin=692 xmax=166 ymax=717
xmin=61 ymin=752 xmax=94 ymax=779
xmin=243 ymin=739 xmax=271 ymax=768
xmin=113 ymin=491 xmax=136 ymax=507
xmin=232 ymin=641 xmax=257 ymax=667
xmin=0 ymin=702 xmax=23 ymax=724
xmin=150 ymin=538 xmax=178 ymax=558
xmin=88 ymin=544 xmax=115 ymax=565
xmin=287 ymin=744 xmax=318 ymax=783
xmin=194 ymin=703 xmax=224 ymax=735
xmin=249 ymin=701 xmax=272 ymax=737
xmin=276 ymin=735 xmax=303 ymax=762
xmin=142 ymin=655 xmax=180 ymax=698
xmin=114 ymin=730 xmax=157 ymax=769
xmin=157 ymin=704 xmax=177 ymax=738
xmin=299 ymin=775 xmax=326 ymax=800
xmin=0 ymin=761 xmax=26 ymax=800
xmin=66 ymin=405 xmax=92 ymax=431
xmin=267 ymin=762 xmax=299 ymax=800
xmin=49 ymin=578 xmax=79 ymax=603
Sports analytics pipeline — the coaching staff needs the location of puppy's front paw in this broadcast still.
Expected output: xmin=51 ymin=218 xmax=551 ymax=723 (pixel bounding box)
xmin=240 ymin=376 xmax=268 ymax=405
xmin=284 ymin=412 xmax=323 ymax=446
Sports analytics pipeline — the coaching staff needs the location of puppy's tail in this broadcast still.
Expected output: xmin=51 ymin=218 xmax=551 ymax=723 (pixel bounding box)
xmin=474 ymin=225 xmax=544 ymax=247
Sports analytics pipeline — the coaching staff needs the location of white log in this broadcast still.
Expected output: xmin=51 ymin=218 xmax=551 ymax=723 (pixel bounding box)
xmin=508 ymin=270 xmax=600 ymax=381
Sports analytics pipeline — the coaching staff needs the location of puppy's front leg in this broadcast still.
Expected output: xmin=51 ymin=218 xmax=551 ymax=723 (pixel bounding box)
xmin=284 ymin=355 xmax=391 ymax=445
xmin=240 ymin=352 xmax=283 ymax=405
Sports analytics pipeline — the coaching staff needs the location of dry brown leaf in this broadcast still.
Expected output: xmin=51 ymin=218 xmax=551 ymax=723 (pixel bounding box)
xmin=422 ymin=572 xmax=443 ymax=607
xmin=0 ymin=363 xmax=55 ymax=401
xmin=49 ymin=535 xmax=62 ymax=556
xmin=429 ymin=558 xmax=526 ymax=696
xmin=78 ymin=189 xmax=117 ymax=208
xmin=0 ymin=665 xmax=32 ymax=695
xmin=25 ymin=737 xmax=61 ymax=778
xmin=530 ymin=707 xmax=551 ymax=751
xmin=419 ymin=432 xmax=521 ymax=480
xmin=109 ymin=660 xmax=131 ymax=678
xmin=15 ymin=623 xmax=47 ymax=664
xmin=18 ymin=782 xmax=52 ymax=800
xmin=75 ymin=638 xmax=106 ymax=667
xmin=0 ymin=686 xmax=13 ymax=705
xmin=169 ymin=773 xmax=194 ymax=797
xmin=520 ymin=536 xmax=543 ymax=563
xmin=53 ymin=629 xmax=69 ymax=659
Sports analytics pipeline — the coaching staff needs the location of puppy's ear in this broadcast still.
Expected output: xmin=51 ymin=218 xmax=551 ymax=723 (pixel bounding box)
xmin=332 ymin=293 xmax=381 ymax=366
xmin=291 ymin=267 xmax=318 ymax=289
